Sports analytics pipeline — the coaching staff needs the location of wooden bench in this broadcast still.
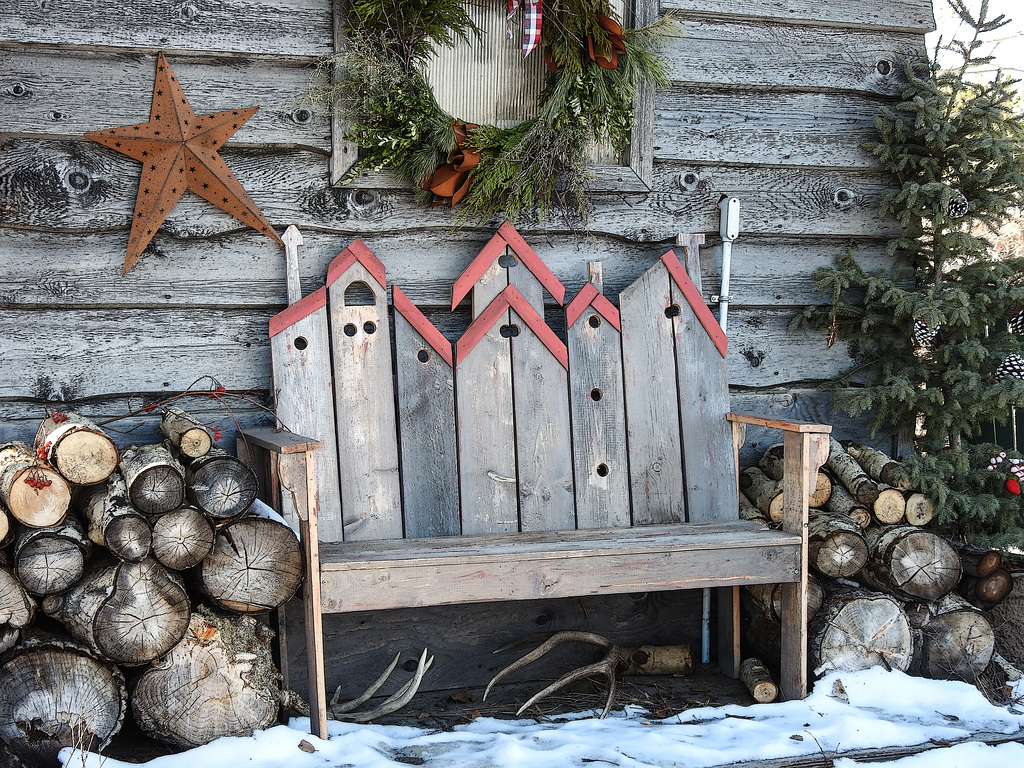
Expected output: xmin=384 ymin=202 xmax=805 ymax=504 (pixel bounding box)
xmin=241 ymin=222 xmax=831 ymax=738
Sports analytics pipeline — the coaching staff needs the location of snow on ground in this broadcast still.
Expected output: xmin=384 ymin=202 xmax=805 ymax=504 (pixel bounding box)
xmin=59 ymin=668 xmax=1024 ymax=768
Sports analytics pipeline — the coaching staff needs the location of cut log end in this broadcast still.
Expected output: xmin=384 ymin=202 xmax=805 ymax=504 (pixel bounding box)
xmin=739 ymin=657 xmax=778 ymax=703
xmin=121 ymin=445 xmax=185 ymax=516
xmin=862 ymin=526 xmax=962 ymax=603
xmin=160 ymin=407 xmax=214 ymax=459
xmin=0 ymin=636 xmax=127 ymax=766
xmin=918 ymin=595 xmax=995 ymax=681
xmin=129 ymin=465 xmax=185 ymax=515
xmin=52 ymin=430 xmax=120 ymax=486
xmin=151 ymin=506 xmax=216 ymax=570
xmin=808 ymin=512 xmax=868 ymax=579
xmin=810 ymin=531 xmax=868 ymax=579
xmin=104 ymin=514 xmax=154 ymax=563
xmin=185 ymin=450 xmax=258 ymax=521
xmin=4 ymin=465 xmax=71 ymax=529
xmin=872 ymin=486 xmax=906 ymax=525
xmin=904 ymin=493 xmax=935 ymax=526
xmin=131 ymin=609 xmax=279 ymax=748
xmin=192 ymin=517 xmax=303 ymax=614
xmin=811 ymin=591 xmax=914 ymax=677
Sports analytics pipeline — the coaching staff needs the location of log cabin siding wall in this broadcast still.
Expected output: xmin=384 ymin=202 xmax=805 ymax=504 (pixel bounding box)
xmin=0 ymin=0 xmax=932 ymax=698
xmin=0 ymin=2 xmax=933 ymax=451
xmin=0 ymin=0 xmax=931 ymax=456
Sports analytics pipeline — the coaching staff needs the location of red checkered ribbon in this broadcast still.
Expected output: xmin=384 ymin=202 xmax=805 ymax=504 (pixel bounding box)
xmin=507 ymin=0 xmax=542 ymax=57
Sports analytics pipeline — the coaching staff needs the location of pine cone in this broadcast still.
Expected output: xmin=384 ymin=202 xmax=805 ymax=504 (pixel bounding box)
xmin=996 ymin=353 xmax=1024 ymax=380
xmin=1008 ymin=306 xmax=1024 ymax=334
xmin=914 ymin=317 xmax=938 ymax=347
xmin=947 ymin=189 xmax=969 ymax=218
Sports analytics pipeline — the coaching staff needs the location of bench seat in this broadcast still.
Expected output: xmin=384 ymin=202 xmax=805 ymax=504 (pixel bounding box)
xmin=317 ymin=521 xmax=803 ymax=612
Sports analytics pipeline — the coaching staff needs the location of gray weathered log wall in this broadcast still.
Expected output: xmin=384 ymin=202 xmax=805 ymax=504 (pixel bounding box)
xmin=1 ymin=0 xmax=932 ymax=696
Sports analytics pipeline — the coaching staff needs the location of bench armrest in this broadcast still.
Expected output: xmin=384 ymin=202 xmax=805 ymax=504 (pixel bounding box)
xmin=726 ymin=412 xmax=832 ymax=434
xmin=238 ymin=425 xmax=321 ymax=454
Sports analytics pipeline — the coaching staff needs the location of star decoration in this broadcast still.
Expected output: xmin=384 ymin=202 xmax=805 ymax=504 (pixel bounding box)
xmin=85 ymin=52 xmax=283 ymax=275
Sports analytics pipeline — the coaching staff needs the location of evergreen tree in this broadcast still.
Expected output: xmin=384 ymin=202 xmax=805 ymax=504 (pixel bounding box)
xmin=794 ymin=0 xmax=1024 ymax=546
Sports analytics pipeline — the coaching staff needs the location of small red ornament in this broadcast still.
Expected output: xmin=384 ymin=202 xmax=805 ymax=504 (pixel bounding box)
xmin=1007 ymin=478 xmax=1020 ymax=495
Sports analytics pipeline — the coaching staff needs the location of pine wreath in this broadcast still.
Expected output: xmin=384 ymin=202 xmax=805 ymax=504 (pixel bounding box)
xmin=309 ymin=0 xmax=676 ymax=227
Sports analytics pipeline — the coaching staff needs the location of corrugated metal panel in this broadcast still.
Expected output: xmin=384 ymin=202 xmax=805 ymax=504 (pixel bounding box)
xmin=423 ymin=3 xmax=545 ymax=127
xmin=422 ymin=1 xmax=625 ymax=160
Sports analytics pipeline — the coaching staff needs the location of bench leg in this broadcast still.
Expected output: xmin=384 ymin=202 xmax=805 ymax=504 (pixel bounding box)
xmin=301 ymin=515 xmax=329 ymax=739
xmin=778 ymin=580 xmax=808 ymax=700
xmin=716 ymin=586 xmax=741 ymax=678
xmin=276 ymin=449 xmax=329 ymax=738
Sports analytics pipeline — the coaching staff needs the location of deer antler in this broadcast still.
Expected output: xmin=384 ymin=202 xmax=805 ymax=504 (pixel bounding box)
xmin=484 ymin=631 xmax=623 ymax=718
xmin=284 ymin=649 xmax=434 ymax=723
xmin=331 ymin=648 xmax=434 ymax=723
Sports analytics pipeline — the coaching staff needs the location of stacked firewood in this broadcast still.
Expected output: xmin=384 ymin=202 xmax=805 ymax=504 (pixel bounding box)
xmin=0 ymin=409 xmax=303 ymax=767
xmin=740 ymin=438 xmax=1012 ymax=691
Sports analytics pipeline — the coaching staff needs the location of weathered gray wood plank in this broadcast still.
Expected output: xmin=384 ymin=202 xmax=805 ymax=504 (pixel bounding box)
xmin=663 ymin=23 xmax=925 ymax=95
xmin=509 ymin=306 xmax=575 ymax=532
xmin=0 ymin=49 xmax=330 ymax=150
xmin=0 ymin=304 xmax=854 ymax=400
xmin=326 ymin=258 xmax=402 ymax=541
xmin=655 ymin=90 xmax=886 ymax=169
xmin=392 ymin=306 xmax=460 ymax=538
xmin=317 ymin=522 xmax=802 ymax=612
xmin=1 ymin=139 xmax=900 ymax=239
xmin=566 ymin=281 xmax=631 ymax=529
xmin=668 ymin=261 xmax=737 ymax=521
xmin=660 ymin=0 xmax=934 ymax=33
xmin=269 ymin=292 xmax=344 ymax=542
xmin=456 ymin=309 xmax=519 ymax=535
xmin=0 ymin=229 xmax=897 ymax=309
xmin=0 ymin=1 xmax=332 ymax=56
xmin=0 ymin=308 xmax=272 ymax=400
xmin=619 ymin=262 xmax=686 ymax=525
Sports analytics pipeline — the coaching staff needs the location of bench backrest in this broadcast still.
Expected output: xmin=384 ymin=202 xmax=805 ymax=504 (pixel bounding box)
xmin=269 ymin=223 xmax=737 ymax=544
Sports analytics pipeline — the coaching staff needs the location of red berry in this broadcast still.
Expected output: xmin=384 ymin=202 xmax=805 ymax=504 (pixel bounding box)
xmin=1007 ymin=479 xmax=1021 ymax=495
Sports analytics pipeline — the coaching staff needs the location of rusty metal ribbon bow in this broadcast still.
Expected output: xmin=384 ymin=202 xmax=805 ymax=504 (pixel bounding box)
xmin=587 ymin=13 xmax=626 ymax=69
xmin=507 ymin=0 xmax=542 ymax=57
xmin=422 ymin=121 xmax=481 ymax=207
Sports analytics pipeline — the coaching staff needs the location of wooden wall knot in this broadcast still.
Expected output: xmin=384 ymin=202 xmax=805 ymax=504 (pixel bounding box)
xmin=4 ymin=83 xmax=31 ymax=99
xmin=176 ymin=2 xmax=200 ymax=22
xmin=833 ymin=188 xmax=858 ymax=210
xmin=742 ymin=348 xmax=766 ymax=368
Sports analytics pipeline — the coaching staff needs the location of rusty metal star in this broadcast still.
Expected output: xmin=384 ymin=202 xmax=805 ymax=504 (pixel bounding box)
xmin=86 ymin=52 xmax=283 ymax=275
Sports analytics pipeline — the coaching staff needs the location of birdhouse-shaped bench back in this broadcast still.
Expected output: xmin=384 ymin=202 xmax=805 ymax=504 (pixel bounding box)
xmin=268 ymin=222 xmax=737 ymax=544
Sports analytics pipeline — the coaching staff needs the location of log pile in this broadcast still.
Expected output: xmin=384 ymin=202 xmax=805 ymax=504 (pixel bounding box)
xmin=741 ymin=439 xmax=1012 ymax=695
xmin=0 ymin=410 xmax=303 ymax=767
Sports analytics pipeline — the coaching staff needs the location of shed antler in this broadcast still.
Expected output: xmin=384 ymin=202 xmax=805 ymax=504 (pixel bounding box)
xmin=484 ymin=631 xmax=622 ymax=718
xmin=330 ymin=648 xmax=434 ymax=723
xmin=283 ymin=649 xmax=434 ymax=723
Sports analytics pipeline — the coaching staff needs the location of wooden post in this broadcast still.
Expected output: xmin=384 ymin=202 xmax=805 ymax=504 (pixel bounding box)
xmin=290 ymin=447 xmax=327 ymax=740
xmin=777 ymin=428 xmax=828 ymax=701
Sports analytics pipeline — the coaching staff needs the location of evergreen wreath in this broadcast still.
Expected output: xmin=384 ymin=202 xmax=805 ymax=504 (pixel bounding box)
xmin=310 ymin=0 xmax=677 ymax=227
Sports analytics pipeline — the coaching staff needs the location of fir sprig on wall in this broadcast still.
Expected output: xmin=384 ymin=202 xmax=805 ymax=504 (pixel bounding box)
xmin=308 ymin=0 xmax=675 ymax=228
xmin=792 ymin=0 xmax=1024 ymax=546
